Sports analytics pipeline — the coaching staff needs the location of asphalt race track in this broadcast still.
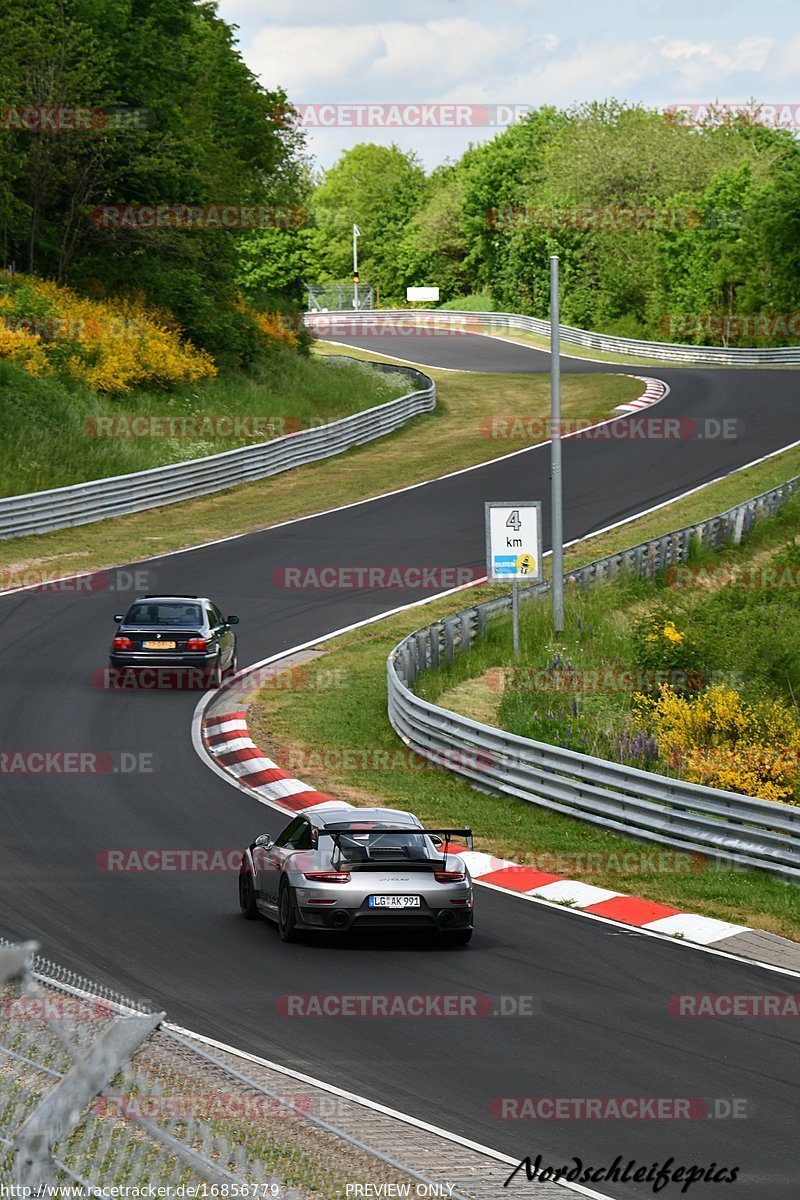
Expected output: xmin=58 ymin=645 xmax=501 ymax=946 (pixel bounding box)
xmin=1 ymin=329 xmax=799 ymax=1197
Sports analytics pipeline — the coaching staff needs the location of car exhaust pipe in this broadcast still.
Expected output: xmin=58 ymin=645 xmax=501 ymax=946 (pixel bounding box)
xmin=438 ymin=910 xmax=456 ymax=928
xmin=330 ymin=910 xmax=349 ymax=929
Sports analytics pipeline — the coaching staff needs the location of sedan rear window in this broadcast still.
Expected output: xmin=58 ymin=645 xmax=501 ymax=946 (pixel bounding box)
xmin=126 ymin=603 xmax=203 ymax=626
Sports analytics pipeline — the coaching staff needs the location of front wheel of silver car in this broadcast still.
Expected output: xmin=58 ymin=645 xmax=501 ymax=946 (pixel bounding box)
xmin=278 ymin=881 xmax=298 ymax=942
xmin=239 ymin=870 xmax=259 ymax=920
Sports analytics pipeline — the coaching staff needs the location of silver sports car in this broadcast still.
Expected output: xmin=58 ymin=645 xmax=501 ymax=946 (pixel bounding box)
xmin=239 ymin=806 xmax=474 ymax=944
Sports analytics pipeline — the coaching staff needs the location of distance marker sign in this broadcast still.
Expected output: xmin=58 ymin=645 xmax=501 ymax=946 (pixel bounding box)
xmin=485 ymin=502 xmax=543 ymax=583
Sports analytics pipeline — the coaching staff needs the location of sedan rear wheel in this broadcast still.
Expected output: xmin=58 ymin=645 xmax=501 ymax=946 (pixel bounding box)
xmin=206 ymin=658 xmax=223 ymax=689
xmin=278 ymin=880 xmax=298 ymax=942
xmin=239 ymin=870 xmax=259 ymax=920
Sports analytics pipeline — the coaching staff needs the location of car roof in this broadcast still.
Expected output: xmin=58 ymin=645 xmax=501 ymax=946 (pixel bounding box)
xmin=128 ymin=595 xmax=210 ymax=605
xmin=305 ymin=806 xmax=421 ymax=829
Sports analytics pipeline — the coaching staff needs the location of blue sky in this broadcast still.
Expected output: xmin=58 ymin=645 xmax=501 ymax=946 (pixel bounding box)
xmin=217 ymin=0 xmax=800 ymax=171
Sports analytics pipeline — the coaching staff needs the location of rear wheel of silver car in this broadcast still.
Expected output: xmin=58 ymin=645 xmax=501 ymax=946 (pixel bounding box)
xmin=206 ymin=658 xmax=223 ymax=689
xmin=278 ymin=880 xmax=298 ymax=942
xmin=239 ymin=870 xmax=259 ymax=920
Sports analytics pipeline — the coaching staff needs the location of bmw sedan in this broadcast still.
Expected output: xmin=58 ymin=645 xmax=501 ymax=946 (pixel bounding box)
xmin=239 ymin=806 xmax=474 ymax=944
xmin=109 ymin=595 xmax=239 ymax=687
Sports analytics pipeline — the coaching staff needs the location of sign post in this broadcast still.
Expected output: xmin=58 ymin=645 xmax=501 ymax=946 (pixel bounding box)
xmin=485 ymin=502 xmax=543 ymax=657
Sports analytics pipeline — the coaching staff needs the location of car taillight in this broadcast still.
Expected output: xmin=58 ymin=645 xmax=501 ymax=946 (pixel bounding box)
xmin=112 ymin=637 xmax=132 ymax=650
xmin=434 ymin=870 xmax=466 ymax=883
xmin=303 ymin=871 xmax=351 ymax=884
xmin=186 ymin=638 xmax=208 ymax=651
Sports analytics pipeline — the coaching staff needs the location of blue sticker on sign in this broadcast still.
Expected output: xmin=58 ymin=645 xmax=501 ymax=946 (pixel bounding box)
xmin=493 ymin=556 xmax=517 ymax=575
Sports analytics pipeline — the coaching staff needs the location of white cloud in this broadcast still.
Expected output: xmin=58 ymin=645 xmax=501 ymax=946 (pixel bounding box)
xmin=227 ymin=3 xmax=800 ymax=169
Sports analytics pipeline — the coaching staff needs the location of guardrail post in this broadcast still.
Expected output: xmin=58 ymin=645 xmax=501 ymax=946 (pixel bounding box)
xmin=460 ymin=612 xmax=472 ymax=653
xmin=429 ymin=626 xmax=441 ymax=670
xmin=443 ymin=619 xmax=456 ymax=664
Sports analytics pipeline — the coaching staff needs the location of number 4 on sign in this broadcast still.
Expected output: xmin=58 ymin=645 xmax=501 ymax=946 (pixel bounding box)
xmin=506 ymin=510 xmax=522 ymax=532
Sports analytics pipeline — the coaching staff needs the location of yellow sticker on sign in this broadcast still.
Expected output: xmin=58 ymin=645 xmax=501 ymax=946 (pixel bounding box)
xmin=516 ymin=553 xmax=537 ymax=576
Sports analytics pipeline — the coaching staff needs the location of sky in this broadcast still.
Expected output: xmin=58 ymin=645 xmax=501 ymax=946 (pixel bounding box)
xmin=217 ymin=0 xmax=800 ymax=172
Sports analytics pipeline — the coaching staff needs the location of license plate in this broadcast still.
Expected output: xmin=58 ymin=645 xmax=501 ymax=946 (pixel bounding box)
xmin=143 ymin=640 xmax=176 ymax=650
xmin=369 ymin=895 xmax=421 ymax=909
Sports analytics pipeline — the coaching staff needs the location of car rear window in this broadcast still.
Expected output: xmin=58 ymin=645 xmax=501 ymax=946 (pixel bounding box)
xmin=126 ymin=603 xmax=202 ymax=626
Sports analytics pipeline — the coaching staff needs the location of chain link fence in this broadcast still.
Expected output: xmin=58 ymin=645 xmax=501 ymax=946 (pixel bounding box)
xmin=0 ymin=941 xmax=480 ymax=1198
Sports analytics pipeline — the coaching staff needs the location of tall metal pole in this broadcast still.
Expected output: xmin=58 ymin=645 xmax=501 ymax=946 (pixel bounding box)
xmin=550 ymin=256 xmax=564 ymax=634
xmin=353 ymin=224 xmax=361 ymax=311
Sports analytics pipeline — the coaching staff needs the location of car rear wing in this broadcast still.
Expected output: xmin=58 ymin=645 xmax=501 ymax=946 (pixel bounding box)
xmin=314 ymin=826 xmax=473 ymax=866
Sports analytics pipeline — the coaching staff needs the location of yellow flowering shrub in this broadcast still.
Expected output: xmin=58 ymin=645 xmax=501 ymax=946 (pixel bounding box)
xmin=0 ymin=324 xmax=49 ymax=376
xmin=635 ymin=684 xmax=800 ymax=803
xmin=254 ymin=309 xmax=299 ymax=348
xmin=0 ymin=275 xmax=216 ymax=393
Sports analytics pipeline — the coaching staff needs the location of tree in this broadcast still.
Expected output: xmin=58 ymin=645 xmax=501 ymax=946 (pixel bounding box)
xmin=309 ymin=144 xmax=426 ymax=301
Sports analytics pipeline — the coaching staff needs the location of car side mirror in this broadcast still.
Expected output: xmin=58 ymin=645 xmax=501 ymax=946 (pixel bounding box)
xmin=114 ymin=614 xmax=124 ymax=623
xmin=430 ymin=834 xmax=444 ymax=848
xmin=226 ymin=614 xmax=240 ymax=625
xmin=254 ymin=833 xmax=273 ymax=849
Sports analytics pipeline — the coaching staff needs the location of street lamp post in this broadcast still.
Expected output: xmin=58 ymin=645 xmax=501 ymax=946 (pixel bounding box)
xmin=353 ymin=224 xmax=362 ymax=310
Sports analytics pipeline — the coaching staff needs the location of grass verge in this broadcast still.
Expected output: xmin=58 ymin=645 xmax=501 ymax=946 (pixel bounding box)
xmin=247 ymin=446 xmax=800 ymax=942
xmin=0 ymin=352 xmax=636 ymax=583
xmin=0 ymin=348 xmax=406 ymax=498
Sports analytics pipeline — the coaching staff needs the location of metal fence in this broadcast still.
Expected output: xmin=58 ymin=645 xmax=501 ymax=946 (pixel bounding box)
xmin=306 ymin=308 xmax=800 ymax=365
xmin=387 ymin=477 xmax=800 ymax=884
xmin=306 ymin=283 xmax=374 ymax=311
xmin=0 ymin=359 xmax=434 ymax=541
xmin=0 ymin=940 xmax=479 ymax=1198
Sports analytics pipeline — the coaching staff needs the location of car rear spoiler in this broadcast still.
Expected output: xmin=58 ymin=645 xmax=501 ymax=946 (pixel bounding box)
xmin=315 ymin=826 xmax=473 ymax=865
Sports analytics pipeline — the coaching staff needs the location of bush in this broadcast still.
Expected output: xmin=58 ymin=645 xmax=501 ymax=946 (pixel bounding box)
xmin=635 ymin=684 xmax=800 ymax=803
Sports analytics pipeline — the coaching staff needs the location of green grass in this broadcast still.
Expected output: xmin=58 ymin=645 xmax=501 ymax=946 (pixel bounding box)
xmin=0 ymin=349 xmax=405 ymax=497
xmin=417 ymin=492 xmax=800 ymax=796
xmin=247 ymin=452 xmax=800 ymax=942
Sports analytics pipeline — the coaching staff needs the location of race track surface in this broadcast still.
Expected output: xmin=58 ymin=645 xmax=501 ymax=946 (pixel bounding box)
xmin=1 ymin=329 xmax=798 ymax=1197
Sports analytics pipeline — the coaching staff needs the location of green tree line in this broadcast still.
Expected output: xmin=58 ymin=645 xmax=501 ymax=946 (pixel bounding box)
xmin=302 ymin=103 xmax=800 ymax=346
xmin=0 ymin=0 xmax=309 ymax=364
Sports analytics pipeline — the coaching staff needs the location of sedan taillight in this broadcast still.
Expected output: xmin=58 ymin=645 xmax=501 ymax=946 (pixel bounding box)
xmin=112 ymin=637 xmax=132 ymax=650
xmin=303 ymin=871 xmax=351 ymax=884
xmin=186 ymin=638 xmax=208 ymax=651
xmin=434 ymin=870 xmax=466 ymax=883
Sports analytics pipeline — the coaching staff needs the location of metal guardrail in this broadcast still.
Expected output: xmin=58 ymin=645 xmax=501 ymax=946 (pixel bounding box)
xmin=306 ymin=308 xmax=800 ymax=364
xmin=0 ymin=940 xmax=475 ymax=1197
xmin=0 ymin=358 xmax=434 ymax=541
xmin=387 ymin=477 xmax=800 ymax=884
